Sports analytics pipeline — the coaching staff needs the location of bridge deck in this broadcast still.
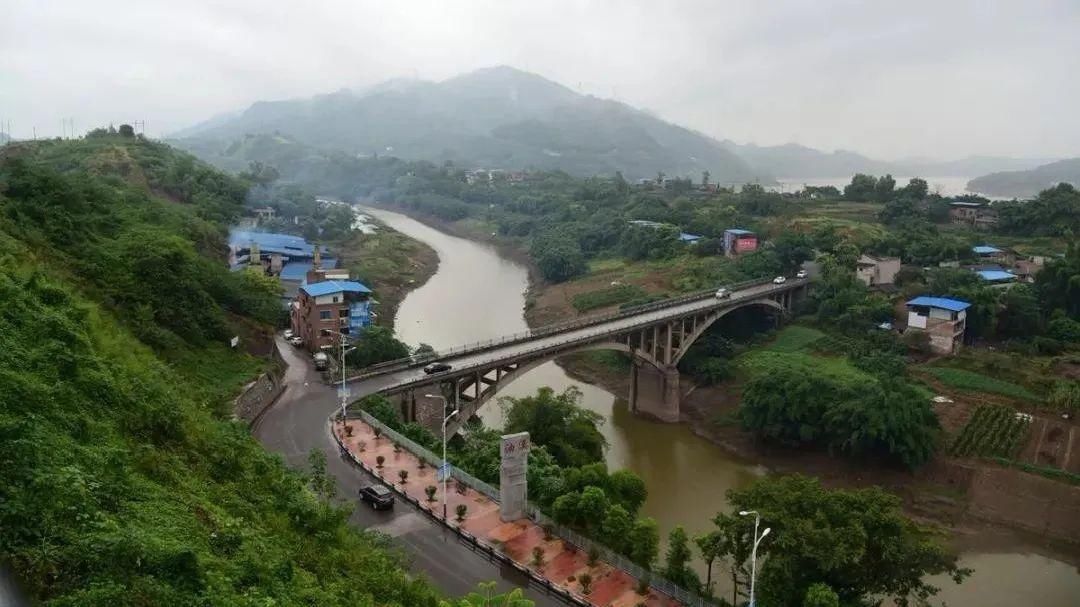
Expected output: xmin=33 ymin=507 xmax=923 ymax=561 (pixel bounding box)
xmin=344 ymin=278 xmax=807 ymax=403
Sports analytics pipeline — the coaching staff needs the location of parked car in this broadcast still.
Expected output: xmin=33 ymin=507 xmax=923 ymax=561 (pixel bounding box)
xmin=313 ymin=352 xmax=329 ymax=371
xmin=714 ymin=287 xmax=731 ymax=299
xmin=288 ymin=336 xmax=303 ymax=347
xmin=772 ymin=276 xmax=787 ymax=284
xmin=424 ymin=361 xmax=453 ymax=375
xmin=283 ymin=329 xmax=294 ymax=340
xmin=796 ymin=269 xmax=808 ymax=279
xmin=359 ymin=484 xmax=395 ymax=510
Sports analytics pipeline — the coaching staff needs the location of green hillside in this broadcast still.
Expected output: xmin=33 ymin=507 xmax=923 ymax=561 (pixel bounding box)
xmin=0 ymin=134 xmax=442 ymax=605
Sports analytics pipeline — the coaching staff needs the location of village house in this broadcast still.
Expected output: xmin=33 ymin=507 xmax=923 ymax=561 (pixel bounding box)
xmin=855 ymin=254 xmax=901 ymax=287
xmin=905 ymin=296 xmax=970 ymax=355
xmin=290 ymin=280 xmax=373 ymax=353
xmin=723 ymin=228 xmax=758 ymax=257
xmin=949 ymin=201 xmax=998 ymax=229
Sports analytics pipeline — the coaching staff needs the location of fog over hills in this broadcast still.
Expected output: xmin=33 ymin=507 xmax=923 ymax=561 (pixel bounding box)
xmin=967 ymin=158 xmax=1080 ymax=198
xmin=176 ymin=66 xmax=1053 ymax=183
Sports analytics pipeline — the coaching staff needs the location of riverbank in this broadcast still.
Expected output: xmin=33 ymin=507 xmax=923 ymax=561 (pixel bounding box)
xmin=334 ymin=214 xmax=439 ymax=332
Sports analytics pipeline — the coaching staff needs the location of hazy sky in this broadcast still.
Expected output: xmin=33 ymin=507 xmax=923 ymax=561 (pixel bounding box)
xmin=3 ymin=0 xmax=1078 ymax=159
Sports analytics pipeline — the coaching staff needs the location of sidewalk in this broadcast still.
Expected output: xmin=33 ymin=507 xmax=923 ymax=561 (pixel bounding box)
xmin=333 ymin=418 xmax=682 ymax=607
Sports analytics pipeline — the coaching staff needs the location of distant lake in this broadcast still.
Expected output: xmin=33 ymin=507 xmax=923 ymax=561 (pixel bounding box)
xmin=772 ymin=175 xmax=1000 ymax=198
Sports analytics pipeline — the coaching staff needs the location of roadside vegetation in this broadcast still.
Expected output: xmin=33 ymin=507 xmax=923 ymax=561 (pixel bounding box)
xmin=0 ymin=133 xmax=451 ymax=605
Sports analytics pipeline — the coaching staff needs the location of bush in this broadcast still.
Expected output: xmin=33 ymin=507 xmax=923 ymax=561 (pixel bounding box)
xmin=571 ymin=284 xmax=647 ymax=312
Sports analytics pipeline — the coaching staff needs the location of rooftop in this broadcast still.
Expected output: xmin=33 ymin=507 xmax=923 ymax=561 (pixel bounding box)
xmin=906 ymin=296 xmax=972 ymax=312
xmin=976 ymin=270 xmax=1018 ymax=282
xmin=725 ymin=228 xmax=754 ymax=235
xmin=229 ymin=229 xmax=325 ymax=258
xmin=972 ymin=245 xmax=1003 ymax=255
xmin=678 ymin=232 xmax=703 ymax=242
xmin=300 ymin=280 xmax=372 ymax=297
xmin=950 ymin=201 xmax=986 ymax=207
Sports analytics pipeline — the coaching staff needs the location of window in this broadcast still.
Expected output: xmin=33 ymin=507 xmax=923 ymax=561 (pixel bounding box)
xmin=319 ymin=310 xmax=332 ymax=320
xmin=332 ymin=296 xmax=339 ymax=303
xmin=339 ymin=308 xmax=349 ymax=318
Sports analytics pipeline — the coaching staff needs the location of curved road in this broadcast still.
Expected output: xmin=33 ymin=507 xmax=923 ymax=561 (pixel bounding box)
xmin=254 ymin=337 xmax=562 ymax=605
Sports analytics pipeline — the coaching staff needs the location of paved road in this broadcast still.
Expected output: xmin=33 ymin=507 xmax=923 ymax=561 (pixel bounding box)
xmin=253 ymin=337 xmax=563 ymax=605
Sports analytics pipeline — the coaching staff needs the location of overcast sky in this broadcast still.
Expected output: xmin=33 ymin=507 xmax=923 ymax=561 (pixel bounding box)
xmin=3 ymin=0 xmax=1078 ymax=159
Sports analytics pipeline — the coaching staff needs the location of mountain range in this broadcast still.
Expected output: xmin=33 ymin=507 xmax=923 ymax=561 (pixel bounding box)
xmin=174 ymin=66 xmax=1054 ymax=185
xmin=966 ymin=158 xmax=1080 ymax=198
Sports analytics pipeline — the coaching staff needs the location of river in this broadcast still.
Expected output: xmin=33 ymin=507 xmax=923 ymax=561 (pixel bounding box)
xmin=366 ymin=207 xmax=1080 ymax=606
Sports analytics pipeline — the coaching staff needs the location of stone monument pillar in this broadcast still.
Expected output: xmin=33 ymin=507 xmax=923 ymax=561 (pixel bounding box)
xmin=499 ymin=431 xmax=530 ymax=522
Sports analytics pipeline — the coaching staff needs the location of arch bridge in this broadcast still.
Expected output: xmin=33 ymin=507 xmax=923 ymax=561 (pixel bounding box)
xmin=345 ymin=277 xmax=809 ymax=435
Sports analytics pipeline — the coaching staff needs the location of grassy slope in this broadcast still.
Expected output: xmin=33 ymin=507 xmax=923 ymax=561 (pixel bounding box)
xmin=0 ymin=138 xmax=443 ymax=606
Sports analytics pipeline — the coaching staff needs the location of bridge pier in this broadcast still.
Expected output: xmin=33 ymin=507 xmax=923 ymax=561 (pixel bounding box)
xmin=659 ymin=365 xmax=681 ymax=423
xmin=628 ymin=360 xmax=639 ymax=412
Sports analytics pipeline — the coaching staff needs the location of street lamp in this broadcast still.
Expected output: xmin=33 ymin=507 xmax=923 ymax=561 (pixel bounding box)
xmin=739 ymin=510 xmax=772 ymax=607
xmin=327 ymin=329 xmax=355 ymax=421
xmin=426 ymin=393 xmax=458 ymax=520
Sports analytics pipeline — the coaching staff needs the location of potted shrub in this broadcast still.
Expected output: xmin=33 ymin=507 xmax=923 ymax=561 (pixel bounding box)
xmin=542 ymin=524 xmax=554 ymax=541
xmin=357 ymin=440 xmax=366 ymax=453
xmin=531 ymin=546 xmax=545 ymax=568
xmin=376 ymin=455 xmax=385 ymax=469
xmin=455 ymin=504 xmax=468 ymax=522
xmin=398 ymin=469 xmax=408 ymax=485
xmin=587 ymin=546 xmax=600 ymax=567
xmin=393 ymin=443 xmax=402 ymax=454
xmin=636 ymin=576 xmax=650 ymax=596
xmin=344 ymin=424 xmax=354 ymax=437
xmin=418 ymin=458 xmax=426 ymax=470
xmin=579 ymin=573 xmax=593 ymax=595
xmin=425 ymin=485 xmax=437 ymax=503
xmin=373 ymin=427 xmax=382 ymax=440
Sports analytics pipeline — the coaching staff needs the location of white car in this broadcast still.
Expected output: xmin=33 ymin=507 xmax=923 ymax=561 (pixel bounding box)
xmin=772 ymin=276 xmax=787 ymax=284
xmin=715 ymin=287 xmax=731 ymax=299
xmin=796 ymin=270 xmax=808 ymax=279
xmin=283 ymin=329 xmax=294 ymax=340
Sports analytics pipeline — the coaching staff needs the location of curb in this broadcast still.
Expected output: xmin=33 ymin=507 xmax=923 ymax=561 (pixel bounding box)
xmin=330 ymin=420 xmax=596 ymax=606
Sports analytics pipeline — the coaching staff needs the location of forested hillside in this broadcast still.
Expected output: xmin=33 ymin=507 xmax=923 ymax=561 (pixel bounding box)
xmin=175 ymin=66 xmax=762 ymax=183
xmin=0 ymin=133 xmax=444 ymax=605
xmin=967 ymin=157 xmax=1080 ymax=198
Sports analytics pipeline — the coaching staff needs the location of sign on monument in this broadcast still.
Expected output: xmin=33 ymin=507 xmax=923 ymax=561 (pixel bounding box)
xmin=499 ymin=431 xmax=530 ymax=521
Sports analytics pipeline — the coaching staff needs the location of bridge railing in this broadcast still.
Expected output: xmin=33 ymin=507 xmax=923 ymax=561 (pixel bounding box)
xmin=346 ymin=276 xmax=776 ymax=382
xmin=361 ymin=279 xmax=803 ymax=405
xmin=347 ymin=409 xmax=717 ymax=606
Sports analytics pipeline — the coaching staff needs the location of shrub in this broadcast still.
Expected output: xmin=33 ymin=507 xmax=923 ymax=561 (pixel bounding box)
xmin=579 ymin=573 xmax=593 ymax=595
xmin=398 ymin=470 xmax=408 ymax=484
xmin=455 ymin=504 xmax=468 ymax=522
xmin=425 ymin=485 xmax=437 ymax=502
xmin=376 ymin=455 xmax=385 ymax=469
xmin=587 ymin=546 xmax=600 ymax=567
xmin=531 ymin=546 xmax=545 ymax=568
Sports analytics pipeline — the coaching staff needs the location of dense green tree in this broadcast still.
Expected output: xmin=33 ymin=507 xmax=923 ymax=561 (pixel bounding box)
xmin=1035 ymin=242 xmax=1080 ymax=320
xmin=661 ymin=526 xmax=702 ymax=592
xmin=694 ymin=531 xmax=725 ymax=597
xmin=501 ymin=386 xmax=607 ymax=468
xmin=600 ymin=504 xmax=634 ymax=554
xmin=531 ymin=231 xmax=587 ymax=282
xmin=996 ymin=285 xmax=1042 ymax=340
xmin=772 ymin=231 xmax=815 ymax=274
xmin=899 ymin=177 xmax=929 ymax=200
xmin=843 ymin=173 xmax=878 ymax=201
xmin=996 ymin=183 xmax=1080 ymax=236
xmin=802 ymin=583 xmax=840 ymax=607
xmin=726 ymin=476 xmax=967 ymax=607
xmin=627 ymin=517 xmax=661 ymax=569
xmin=344 ymin=325 xmax=410 ymax=368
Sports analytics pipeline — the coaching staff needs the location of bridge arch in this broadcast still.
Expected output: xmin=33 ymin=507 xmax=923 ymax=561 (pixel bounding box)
xmin=671 ymin=298 xmax=785 ymax=366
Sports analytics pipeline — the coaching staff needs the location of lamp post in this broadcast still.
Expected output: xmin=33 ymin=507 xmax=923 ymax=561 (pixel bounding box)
xmin=739 ymin=510 xmax=771 ymax=607
xmin=328 ymin=329 xmax=355 ymax=421
xmin=426 ymin=393 xmax=457 ymax=520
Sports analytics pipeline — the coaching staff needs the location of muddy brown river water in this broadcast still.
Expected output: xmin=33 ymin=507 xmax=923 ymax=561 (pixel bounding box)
xmin=369 ymin=206 xmax=1080 ymax=606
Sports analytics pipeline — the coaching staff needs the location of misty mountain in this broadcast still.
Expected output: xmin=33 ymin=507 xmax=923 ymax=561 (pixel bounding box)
xmin=967 ymin=158 xmax=1080 ymax=198
xmin=720 ymin=141 xmax=1053 ymax=180
xmin=174 ymin=66 xmax=764 ymax=183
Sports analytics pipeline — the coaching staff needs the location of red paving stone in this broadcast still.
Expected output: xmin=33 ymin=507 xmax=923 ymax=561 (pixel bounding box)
xmin=335 ymin=419 xmax=683 ymax=607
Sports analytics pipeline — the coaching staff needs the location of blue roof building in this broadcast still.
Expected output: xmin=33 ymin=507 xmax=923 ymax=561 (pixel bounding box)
xmin=976 ymin=270 xmax=1018 ymax=283
xmin=972 ymin=245 xmax=1003 ymax=255
xmin=905 ymin=296 xmax=971 ymax=355
xmin=299 ymin=280 xmax=372 ymax=297
xmin=678 ymin=232 xmax=703 ymax=244
xmin=906 ymin=296 xmax=971 ymax=312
